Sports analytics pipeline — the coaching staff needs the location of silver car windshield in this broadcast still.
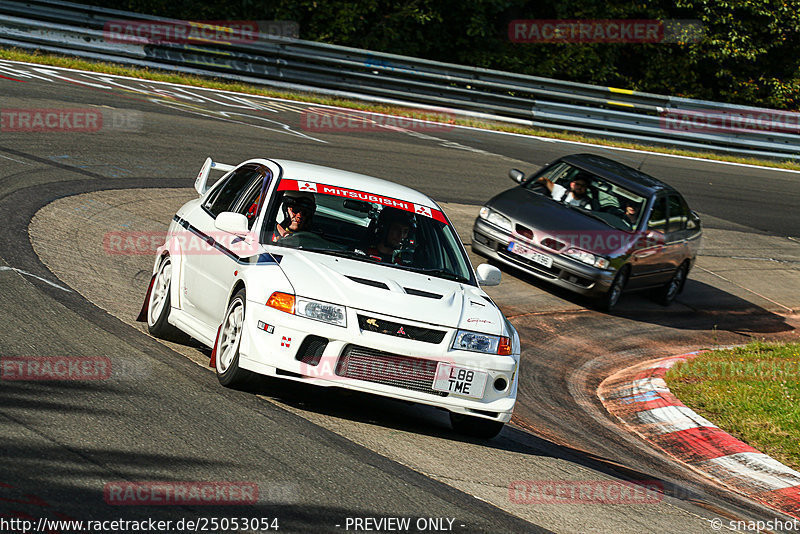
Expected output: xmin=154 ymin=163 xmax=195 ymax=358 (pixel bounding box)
xmin=266 ymin=189 xmax=474 ymax=284
xmin=526 ymin=162 xmax=646 ymax=231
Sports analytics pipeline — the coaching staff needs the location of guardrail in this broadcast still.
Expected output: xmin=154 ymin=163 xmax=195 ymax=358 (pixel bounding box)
xmin=1 ymin=0 xmax=798 ymax=161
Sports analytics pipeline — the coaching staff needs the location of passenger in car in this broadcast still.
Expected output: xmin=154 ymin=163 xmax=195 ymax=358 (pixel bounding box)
xmin=366 ymin=208 xmax=413 ymax=262
xmin=537 ymin=173 xmax=592 ymax=209
xmin=271 ymin=191 xmax=316 ymax=242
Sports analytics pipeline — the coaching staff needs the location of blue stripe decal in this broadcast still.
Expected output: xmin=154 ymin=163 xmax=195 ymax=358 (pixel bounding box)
xmin=171 ymin=215 xmax=279 ymax=265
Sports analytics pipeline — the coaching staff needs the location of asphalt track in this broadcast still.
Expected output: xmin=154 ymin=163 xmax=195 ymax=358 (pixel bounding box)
xmin=2 ymin=60 xmax=800 ymax=533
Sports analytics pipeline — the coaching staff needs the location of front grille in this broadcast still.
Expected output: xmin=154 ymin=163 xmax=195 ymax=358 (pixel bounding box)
xmin=295 ymin=335 xmax=328 ymax=366
xmin=335 ymin=345 xmax=448 ymax=397
xmin=540 ymin=237 xmax=566 ymax=251
xmin=358 ymin=315 xmax=446 ymax=344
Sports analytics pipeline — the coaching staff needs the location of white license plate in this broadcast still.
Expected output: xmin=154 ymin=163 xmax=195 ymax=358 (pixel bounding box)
xmin=432 ymin=363 xmax=488 ymax=398
xmin=508 ymin=241 xmax=553 ymax=268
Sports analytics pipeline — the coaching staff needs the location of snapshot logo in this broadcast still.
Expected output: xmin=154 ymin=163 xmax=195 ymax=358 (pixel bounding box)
xmin=0 ymin=108 xmax=143 ymax=132
xmin=508 ymin=480 xmax=663 ymax=504
xmin=300 ymin=108 xmax=455 ymax=133
xmin=103 ymin=482 xmax=258 ymax=505
xmin=1 ymin=356 xmax=111 ymax=381
xmin=103 ymin=231 xmax=260 ymax=256
xmin=103 ymin=19 xmax=299 ymax=45
xmin=509 ymin=19 xmax=704 ymax=44
xmin=660 ymin=108 xmax=800 ymax=135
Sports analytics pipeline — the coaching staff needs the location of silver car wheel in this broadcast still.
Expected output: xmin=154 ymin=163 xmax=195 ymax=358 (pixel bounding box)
xmin=148 ymin=260 xmax=171 ymax=327
xmin=217 ymin=297 xmax=244 ymax=374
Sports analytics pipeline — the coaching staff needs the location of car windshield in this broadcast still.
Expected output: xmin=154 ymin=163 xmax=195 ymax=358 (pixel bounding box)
xmin=265 ymin=180 xmax=474 ymax=284
xmin=525 ymin=162 xmax=646 ymax=231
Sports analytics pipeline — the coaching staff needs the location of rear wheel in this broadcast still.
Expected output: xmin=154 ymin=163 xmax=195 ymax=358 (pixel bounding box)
xmin=655 ymin=262 xmax=688 ymax=306
xmin=449 ymin=412 xmax=504 ymax=439
xmin=147 ymin=256 xmax=182 ymax=339
xmin=216 ymin=289 xmax=258 ymax=389
xmin=599 ymin=267 xmax=629 ymax=312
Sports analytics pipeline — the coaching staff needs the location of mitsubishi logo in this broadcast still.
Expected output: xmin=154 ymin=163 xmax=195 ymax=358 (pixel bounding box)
xmin=397 ymin=326 xmax=406 ymax=336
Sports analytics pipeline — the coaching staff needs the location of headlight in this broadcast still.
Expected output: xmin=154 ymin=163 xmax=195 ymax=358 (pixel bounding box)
xmin=296 ymin=297 xmax=347 ymax=327
xmin=564 ymin=248 xmax=610 ymax=269
xmin=452 ymin=329 xmax=512 ymax=355
xmin=478 ymin=207 xmax=512 ymax=232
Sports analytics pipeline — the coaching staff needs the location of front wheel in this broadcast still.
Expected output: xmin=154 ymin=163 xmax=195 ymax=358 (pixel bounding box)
xmin=147 ymin=256 xmax=182 ymax=339
xmin=216 ymin=289 xmax=258 ymax=389
xmin=599 ymin=267 xmax=629 ymax=312
xmin=655 ymin=262 xmax=688 ymax=306
xmin=450 ymin=412 xmax=504 ymax=439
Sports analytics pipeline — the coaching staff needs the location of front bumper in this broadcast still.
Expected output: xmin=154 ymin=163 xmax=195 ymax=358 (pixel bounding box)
xmin=472 ymin=217 xmax=615 ymax=298
xmin=237 ymin=303 xmax=519 ymax=423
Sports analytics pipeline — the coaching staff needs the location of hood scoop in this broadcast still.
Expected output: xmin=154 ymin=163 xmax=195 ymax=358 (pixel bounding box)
xmin=346 ymin=275 xmax=389 ymax=290
xmin=403 ymin=287 xmax=442 ymax=299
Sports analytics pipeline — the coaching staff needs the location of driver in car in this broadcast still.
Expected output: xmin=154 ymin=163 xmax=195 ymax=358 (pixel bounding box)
xmin=537 ymin=173 xmax=592 ymax=209
xmin=366 ymin=208 xmax=413 ymax=263
xmin=271 ymin=191 xmax=316 ymax=242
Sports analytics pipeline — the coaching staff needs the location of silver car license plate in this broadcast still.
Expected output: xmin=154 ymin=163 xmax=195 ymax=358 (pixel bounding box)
xmin=508 ymin=241 xmax=553 ymax=268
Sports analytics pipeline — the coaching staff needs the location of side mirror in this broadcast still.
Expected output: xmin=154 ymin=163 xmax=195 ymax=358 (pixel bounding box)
xmin=215 ymin=212 xmax=249 ymax=235
xmin=509 ymin=169 xmax=525 ymax=184
xmin=476 ymin=263 xmax=501 ymax=286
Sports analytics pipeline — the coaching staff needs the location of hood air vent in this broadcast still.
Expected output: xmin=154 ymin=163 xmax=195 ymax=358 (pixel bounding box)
xmin=403 ymin=287 xmax=442 ymax=299
xmin=346 ymin=275 xmax=389 ymax=290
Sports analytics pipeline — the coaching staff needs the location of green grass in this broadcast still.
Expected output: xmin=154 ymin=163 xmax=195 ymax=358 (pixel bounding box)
xmin=3 ymin=47 xmax=800 ymax=172
xmin=666 ymin=341 xmax=800 ymax=470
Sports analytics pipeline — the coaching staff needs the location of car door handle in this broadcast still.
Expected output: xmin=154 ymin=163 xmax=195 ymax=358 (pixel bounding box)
xmin=635 ymin=247 xmax=661 ymax=258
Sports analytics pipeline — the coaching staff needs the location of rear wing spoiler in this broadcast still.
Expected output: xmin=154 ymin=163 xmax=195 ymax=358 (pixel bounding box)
xmin=194 ymin=157 xmax=236 ymax=195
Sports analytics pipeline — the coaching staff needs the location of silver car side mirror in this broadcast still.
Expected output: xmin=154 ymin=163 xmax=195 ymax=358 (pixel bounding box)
xmin=476 ymin=263 xmax=501 ymax=286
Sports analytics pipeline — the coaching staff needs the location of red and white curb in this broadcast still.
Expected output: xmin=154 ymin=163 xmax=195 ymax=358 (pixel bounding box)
xmin=599 ymin=352 xmax=800 ymax=519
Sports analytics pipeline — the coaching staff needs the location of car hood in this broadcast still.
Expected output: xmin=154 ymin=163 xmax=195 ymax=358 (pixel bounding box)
xmin=276 ymin=250 xmax=505 ymax=333
xmin=488 ymin=187 xmax=613 ymax=233
xmin=487 ymin=187 xmax=637 ymax=254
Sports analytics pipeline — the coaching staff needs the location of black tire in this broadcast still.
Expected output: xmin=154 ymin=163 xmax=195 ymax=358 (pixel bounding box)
xmin=599 ymin=266 xmax=629 ymax=312
xmin=147 ymin=256 xmax=183 ymax=340
xmin=449 ymin=412 xmax=505 ymax=439
xmin=215 ymin=289 xmax=259 ymax=389
xmin=655 ymin=262 xmax=688 ymax=306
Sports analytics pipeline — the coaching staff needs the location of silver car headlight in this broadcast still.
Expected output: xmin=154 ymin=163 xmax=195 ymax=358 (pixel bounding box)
xmin=296 ymin=297 xmax=347 ymax=327
xmin=452 ymin=329 xmax=512 ymax=355
xmin=564 ymin=247 xmax=610 ymax=269
xmin=479 ymin=207 xmax=512 ymax=232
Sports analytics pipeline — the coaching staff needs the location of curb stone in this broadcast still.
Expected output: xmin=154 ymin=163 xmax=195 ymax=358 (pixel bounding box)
xmin=599 ymin=352 xmax=800 ymax=519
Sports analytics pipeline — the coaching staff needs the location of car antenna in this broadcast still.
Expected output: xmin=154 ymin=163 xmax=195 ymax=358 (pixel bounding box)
xmin=637 ymin=154 xmax=648 ymax=171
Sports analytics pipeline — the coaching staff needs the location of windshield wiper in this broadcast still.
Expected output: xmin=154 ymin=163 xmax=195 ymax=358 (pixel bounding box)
xmin=302 ymin=248 xmax=374 ymax=261
xmin=408 ymin=267 xmax=470 ymax=283
xmin=570 ymin=206 xmax=617 ymax=228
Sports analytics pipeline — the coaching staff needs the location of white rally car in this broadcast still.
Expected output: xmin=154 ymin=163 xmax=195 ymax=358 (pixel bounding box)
xmin=138 ymin=158 xmax=519 ymax=438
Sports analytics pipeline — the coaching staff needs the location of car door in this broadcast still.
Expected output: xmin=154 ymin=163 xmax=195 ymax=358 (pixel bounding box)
xmin=182 ymin=163 xmax=268 ymax=328
xmin=662 ymin=193 xmax=695 ymax=274
xmin=628 ymin=194 xmax=670 ymax=288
